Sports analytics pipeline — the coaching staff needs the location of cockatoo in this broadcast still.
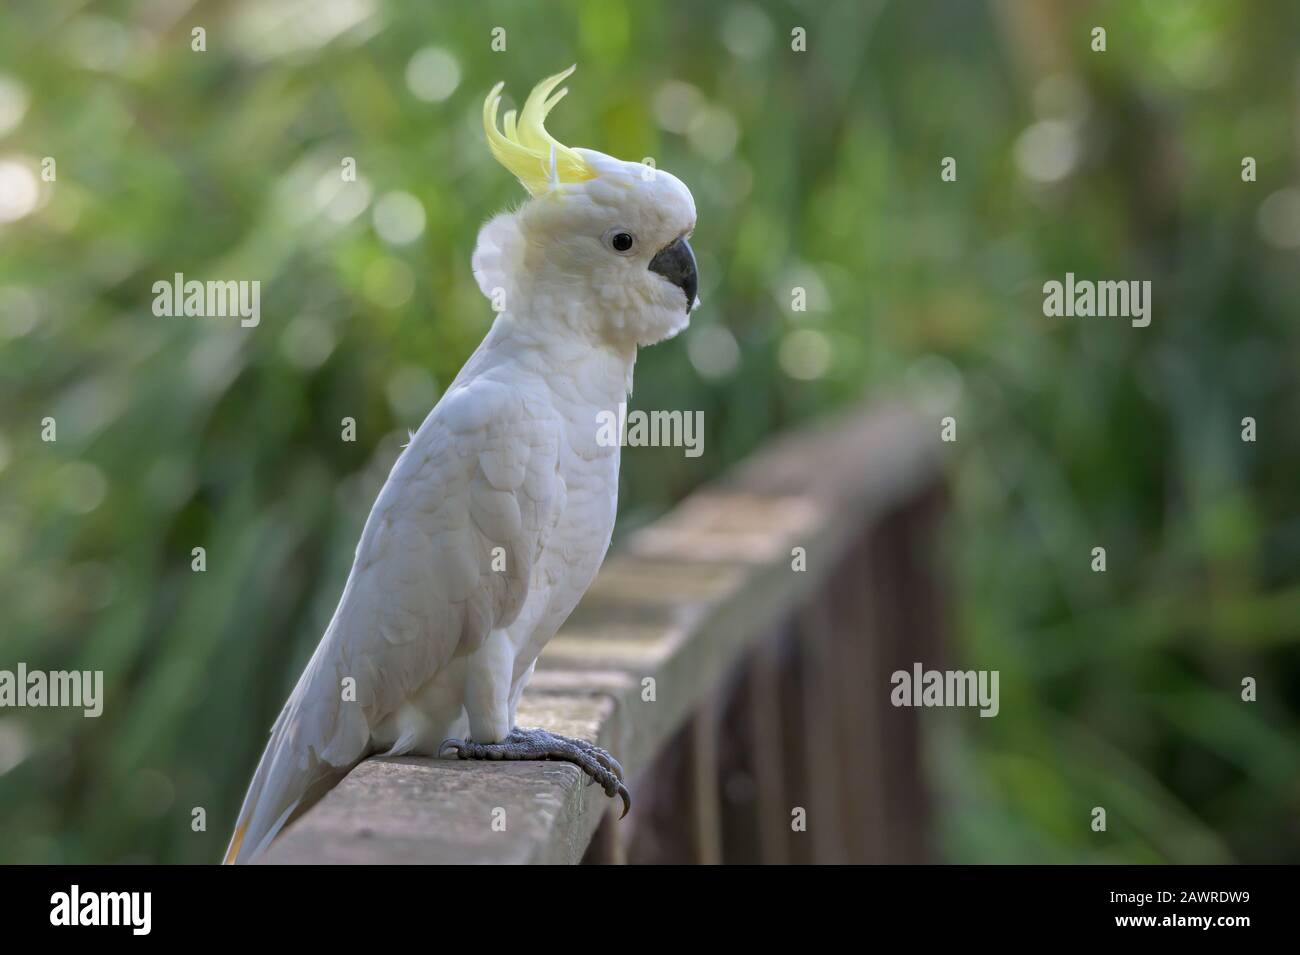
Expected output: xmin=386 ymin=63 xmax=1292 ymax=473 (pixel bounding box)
xmin=225 ymin=66 xmax=698 ymax=863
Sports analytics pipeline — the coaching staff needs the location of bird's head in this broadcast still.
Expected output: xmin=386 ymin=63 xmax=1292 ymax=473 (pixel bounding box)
xmin=474 ymin=66 xmax=698 ymax=349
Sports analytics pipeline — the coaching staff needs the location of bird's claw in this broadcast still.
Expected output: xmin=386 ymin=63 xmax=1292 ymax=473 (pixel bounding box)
xmin=442 ymin=727 xmax=631 ymax=817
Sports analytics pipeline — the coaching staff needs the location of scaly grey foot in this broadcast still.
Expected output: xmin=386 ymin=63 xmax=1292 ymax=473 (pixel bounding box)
xmin=440 ymin=727 xmax=630 ymax=818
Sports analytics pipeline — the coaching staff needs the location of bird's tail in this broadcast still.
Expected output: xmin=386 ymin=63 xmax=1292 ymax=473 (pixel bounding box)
xmin=223 ymin=709 xmax=336 ymax=864
xmin=223 ymin=651 xmax=366 ymax=864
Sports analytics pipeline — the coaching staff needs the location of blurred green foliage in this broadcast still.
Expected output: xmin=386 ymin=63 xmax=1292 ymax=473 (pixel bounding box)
xmin=0 ymin=0 xmax=1296 ymax=863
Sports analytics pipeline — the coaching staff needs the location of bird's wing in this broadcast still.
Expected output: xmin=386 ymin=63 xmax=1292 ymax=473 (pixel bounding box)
xmin=224 ymin=377 xmax=562 ymax=862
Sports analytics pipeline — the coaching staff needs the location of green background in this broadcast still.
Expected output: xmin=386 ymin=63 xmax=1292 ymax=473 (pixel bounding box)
xmin=0 ymin=0 xmax=1296 ymax=863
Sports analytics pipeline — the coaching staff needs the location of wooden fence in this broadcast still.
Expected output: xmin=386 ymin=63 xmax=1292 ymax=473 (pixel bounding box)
xmin=259 ymin=402 xmax=946 ymax=864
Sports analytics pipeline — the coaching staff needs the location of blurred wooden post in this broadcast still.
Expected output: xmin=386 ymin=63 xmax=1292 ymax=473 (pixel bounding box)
xmin=845 ymin=536 xmax=891 ymax=862
xmin=748 ymin=634 xmax=789 ymax=865
xmin=686 ymin=705 xmax=723 ymax=864
xmin=797 ymin=600 xmax=844 ymax=863
xmin=581 ymin=808 xmax=625 ymax=865
xmin=826 ymin=536 xmax=885 ymax=862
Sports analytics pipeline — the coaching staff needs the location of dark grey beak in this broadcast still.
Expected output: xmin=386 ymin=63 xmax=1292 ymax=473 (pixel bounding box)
xmin=648 ymin=236 xmax=698 ymax=314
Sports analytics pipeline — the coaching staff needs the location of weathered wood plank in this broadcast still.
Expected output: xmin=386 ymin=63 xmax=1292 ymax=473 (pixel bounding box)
xmin=260 ymin=403 xmax=938 ymax=864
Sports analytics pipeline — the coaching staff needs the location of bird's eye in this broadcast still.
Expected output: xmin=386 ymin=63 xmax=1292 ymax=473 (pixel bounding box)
xmin=603 ymin=228 xmax=637 ymax=255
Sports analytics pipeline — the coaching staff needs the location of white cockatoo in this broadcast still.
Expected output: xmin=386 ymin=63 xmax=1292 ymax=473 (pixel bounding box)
xmin=225 ymin=66 xmax=698 ymax=863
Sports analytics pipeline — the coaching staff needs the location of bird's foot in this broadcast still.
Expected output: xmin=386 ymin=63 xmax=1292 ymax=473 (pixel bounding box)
xmin=439 ymin=727 xmax=630 ymax=818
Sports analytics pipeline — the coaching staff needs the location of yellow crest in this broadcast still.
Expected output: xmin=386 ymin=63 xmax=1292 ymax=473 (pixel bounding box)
xmin=483 ymin=65 xmax=596 ymax=196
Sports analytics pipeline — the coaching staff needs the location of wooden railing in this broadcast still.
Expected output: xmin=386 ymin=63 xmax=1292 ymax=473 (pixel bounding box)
xmin=259 ymin=402 xmax=946 ymax=864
